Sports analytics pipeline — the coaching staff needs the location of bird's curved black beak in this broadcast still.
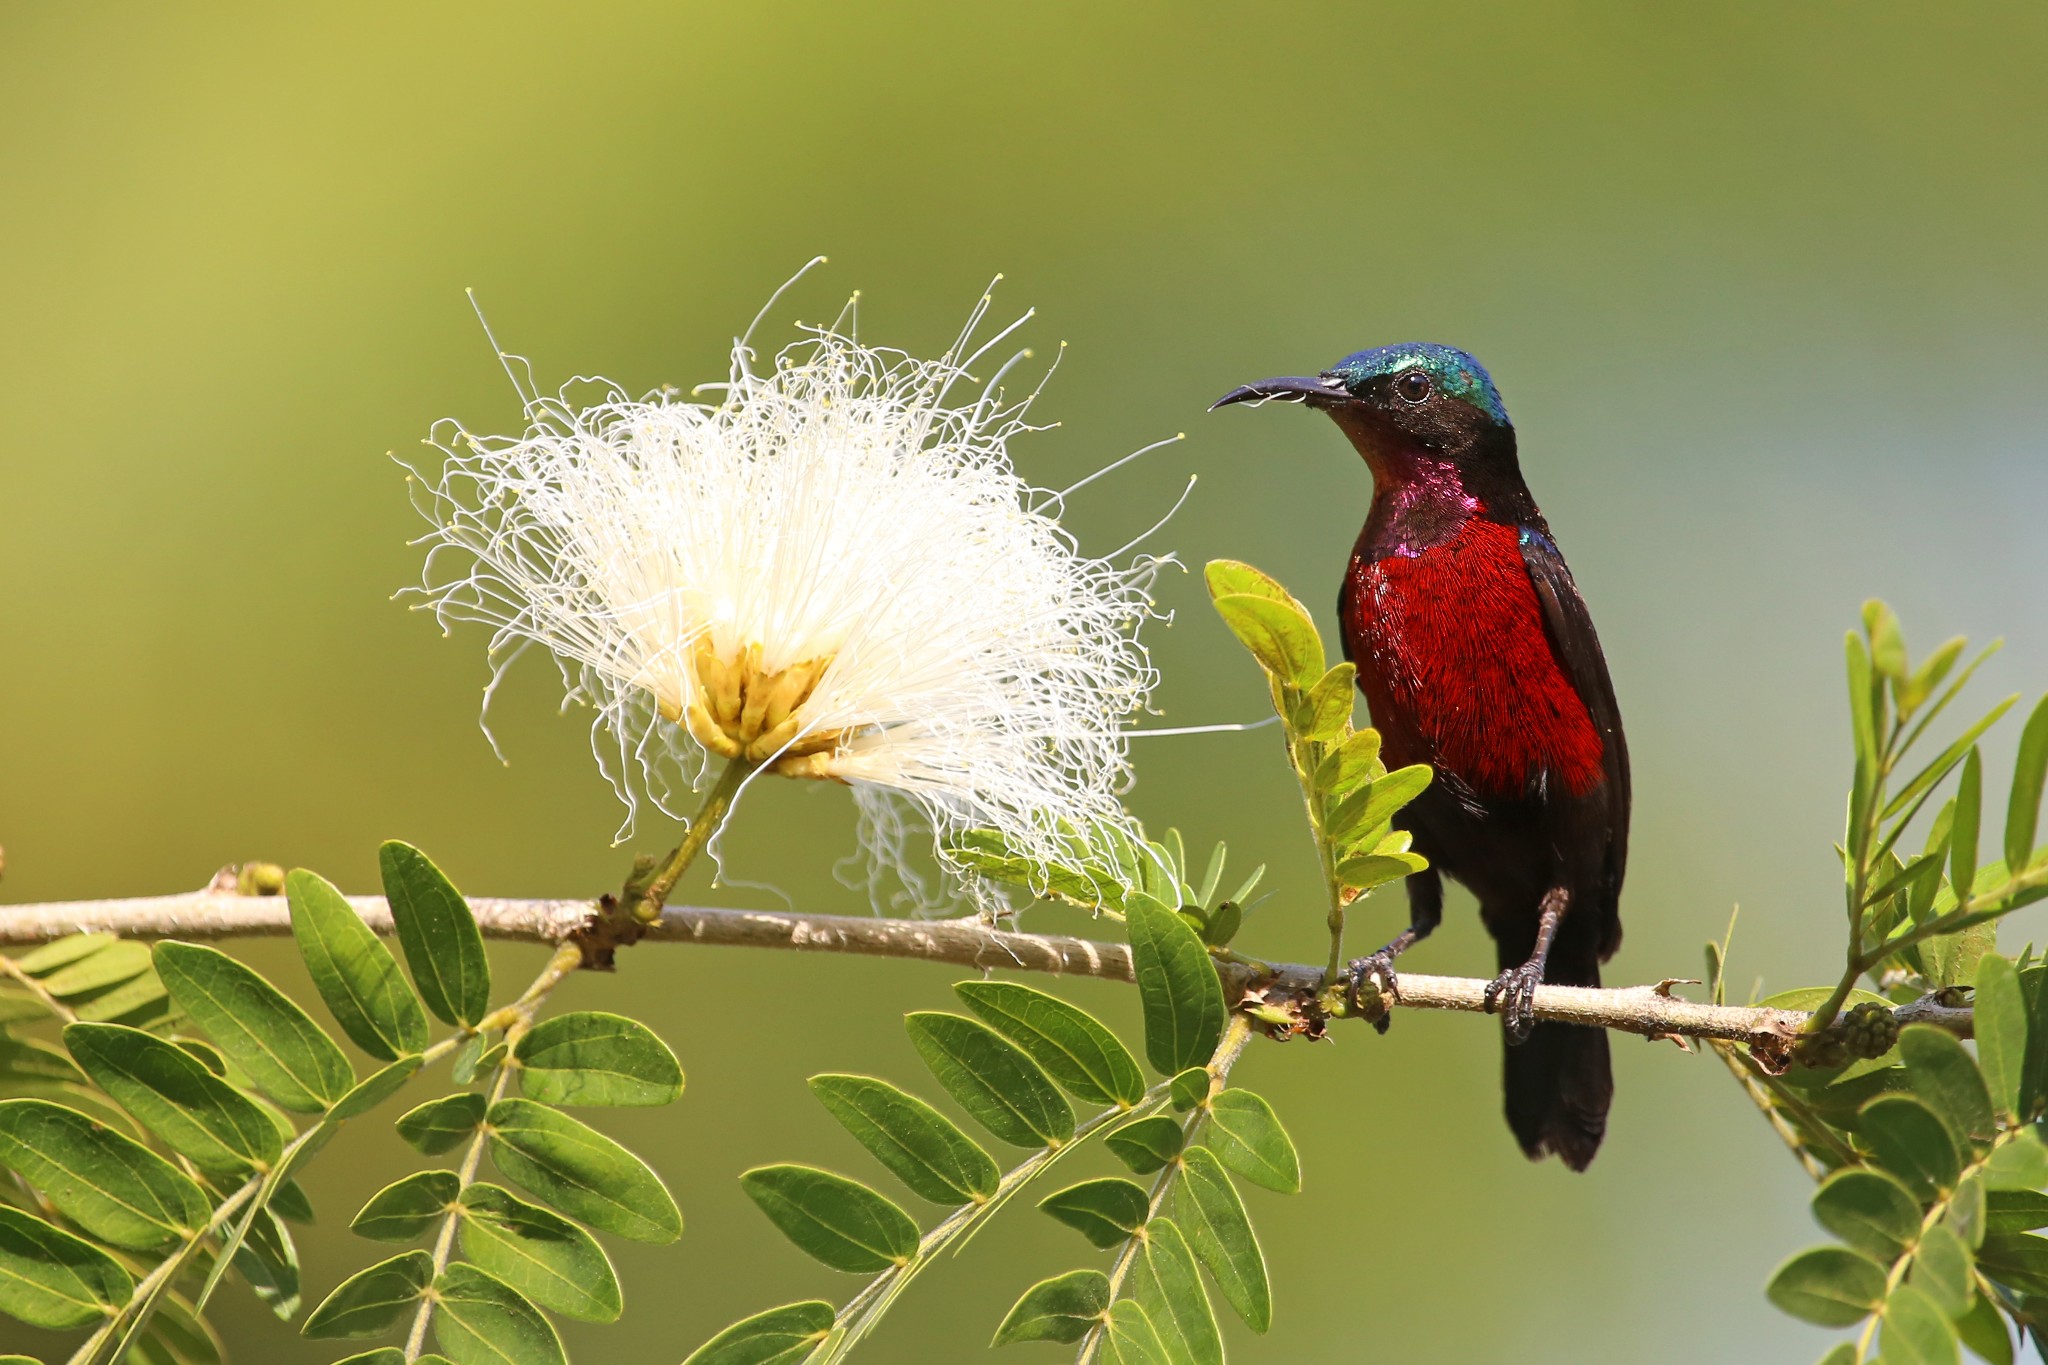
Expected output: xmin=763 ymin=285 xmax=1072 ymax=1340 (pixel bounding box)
xmin=1208 ymin=375 xmax=1349 ymax=412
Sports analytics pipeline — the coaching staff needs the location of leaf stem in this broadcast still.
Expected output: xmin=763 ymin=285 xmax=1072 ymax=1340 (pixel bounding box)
xmin=1077 ymin=1014 xmax=1255 ymax=1365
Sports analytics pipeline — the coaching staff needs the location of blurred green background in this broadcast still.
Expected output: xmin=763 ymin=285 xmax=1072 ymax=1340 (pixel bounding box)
xmin=4 ymin=3 xmax=2046 ymax=1361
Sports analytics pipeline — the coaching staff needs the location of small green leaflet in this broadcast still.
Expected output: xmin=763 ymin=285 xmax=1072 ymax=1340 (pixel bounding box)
xmin=396 ymin=1092 xmax=487 ymax=1155
xmin=485 ymin=1099 xmax=681 ymax=1243
xmin=458 ymin=1182 xmax=622 ymax=1323
xmin=431 ymin=1261 xmax=567 ymax=1365
xmin=681 ymin=1301 xmax=836 ymax=1365
xmin=302 ymin=1249 xmax=434 ymax=1338
xmin=380 ymin=841 xmax=491 ymax=1029
xmin=1176 ymin=1146 xmax=1270 ymax=1332
xmin=154 ymin=940 xmax=355 ymax=1113
xmin=807 ymin=1073 xmax=998 ymax=1206
xmin=740 ymin=1164 xmax=919 ymax=1273
xmin=992 ymin=1269 xmax=1109 ymax=1346
xmin=0 ymin=1204 xmax=134 ymax=1330
xmin=1126 ymin=898 xmax=1224 ymax=1076
xmin=287 ymin=868 xmax=428 ymax=1060
xmin=513 ymin=1010 xmax=683 ymax=1107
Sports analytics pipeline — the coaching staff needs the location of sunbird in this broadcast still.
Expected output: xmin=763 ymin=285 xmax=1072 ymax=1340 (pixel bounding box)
xmin=1215 ymin=345 xmax=1629 ymax=1170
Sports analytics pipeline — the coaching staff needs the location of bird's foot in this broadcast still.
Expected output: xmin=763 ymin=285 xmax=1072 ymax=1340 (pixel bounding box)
xmin=1483 ymin=959 xmax=1544 ymax=1044
xmin=1341 ymin=950 xmax=1401 ymax=1035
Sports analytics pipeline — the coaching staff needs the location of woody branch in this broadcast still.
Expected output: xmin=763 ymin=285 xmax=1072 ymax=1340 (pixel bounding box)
xmin=0 ymin=889 xmax=1969 ymax=1050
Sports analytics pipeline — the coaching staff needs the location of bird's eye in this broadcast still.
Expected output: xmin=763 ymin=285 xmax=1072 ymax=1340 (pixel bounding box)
xmin=1395 ymin=370 xmax=1432 ymax=403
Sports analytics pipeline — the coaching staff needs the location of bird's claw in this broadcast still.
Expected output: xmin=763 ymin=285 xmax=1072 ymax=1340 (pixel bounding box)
xmin=1342 ymin=951 xmax=1400 ymax=1035
xmin=1483 ymin=960 xmax=1544 ymax=1044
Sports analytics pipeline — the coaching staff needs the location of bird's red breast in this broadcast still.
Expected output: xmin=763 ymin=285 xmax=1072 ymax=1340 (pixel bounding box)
xmin=1343 ymin=518 xmax=1605 ymax=800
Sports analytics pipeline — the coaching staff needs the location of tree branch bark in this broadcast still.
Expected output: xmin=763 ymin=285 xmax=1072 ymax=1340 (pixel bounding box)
xmin=0 ymin=890 xmax=1970 ymax=1050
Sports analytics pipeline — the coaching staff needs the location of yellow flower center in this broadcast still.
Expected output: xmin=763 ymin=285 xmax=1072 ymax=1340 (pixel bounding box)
xmin=669 ymin=641 xmax=844 ymax=774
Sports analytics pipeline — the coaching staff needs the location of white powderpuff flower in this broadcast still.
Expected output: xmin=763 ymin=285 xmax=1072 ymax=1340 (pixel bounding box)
xmin=408 ymin=279 xmax=1166 ymax=910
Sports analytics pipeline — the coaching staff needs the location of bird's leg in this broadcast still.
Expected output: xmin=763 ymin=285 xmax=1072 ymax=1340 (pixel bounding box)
xmin=1340 ymin=866 xmax=1442 ymax=1034
xmin=1484 ymin=887 xmax=1567 ymax=1044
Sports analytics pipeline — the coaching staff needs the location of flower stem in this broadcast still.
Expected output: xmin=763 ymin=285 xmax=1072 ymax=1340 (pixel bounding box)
xmin=636 ymin=760 xmax=755 ymax=920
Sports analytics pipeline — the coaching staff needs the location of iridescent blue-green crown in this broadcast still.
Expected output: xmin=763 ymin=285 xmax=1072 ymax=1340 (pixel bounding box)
xmin=1328 ymin=343 xmax=1508 ymax=424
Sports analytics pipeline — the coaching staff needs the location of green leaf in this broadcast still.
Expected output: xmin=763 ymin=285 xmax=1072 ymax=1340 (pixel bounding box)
xmin=1976 ymin=955 xmax=2028 ymax=1120
xmin=459 ymin=1182 xmax=620 ymax=1323
xmin=485 ymin=1098 xmax=680 ymax=1243
xmin=0 ymin=989 xmax=52 ymax=1026
xmin=1169 ymin=1067 xmax=1211 ymax=1112
xmin=1211 ymin=593 xmax=1323 ymax=686
xmin=1952 ymin=748 xmax=1984 ymax=921
xmin=513 ymin=1011 xmax=682 ymax=1108
xmin=1900 ymin=1023 xmax=1995 ymax=1143
xmin=330 ymin=1056 xmax=422 ymax=1122
xmin=942 ymin=828 xmax=1126 ymax=914
xmin=1987 ymin=1190 xmax=2048 ymax=1235
xmin=1881 ymin=1280 xmax=1960 ymax=1365
xmin=1313 ymin=728 xmax=1383 ymax=801
xmin=328 ymin=1353 xmax=404 ymax=1365
xmin=1333 ymin=851 xmax=1429 ymax=893
xmin=1866 ymin=600 xmax=1907 ymax=681
xmin=396 ymin=1093 xmax=487 ymax=1155
xmin=1908 ymin=1221 xmax=1975 ymax=1317
xmin=151 ymin=1292 xmax=226 ymax=1365
xmin=807 ymin=1073 xmax=997 ymax=1206
xmin=0 ymin=1035 xmax=82 ymax=1086
xmin=287 ymin=868 xmax=428 ymax=1061
xmin=1955 ymin=1291 xmax=2014 ymax=1365
xmin=1176 ymin=1145 xmax=1270 ymax=1332
xmin=1885 ymin=695 xmax=2021 ymax=823
xmin=1038 ymin=1177 xmax=1151 ymax=1249
xmin=1814 ymin=1347 xmax=1857 ymax=1365
xmin=0 ymin=1098 xmax=209 ymax=1250
xmin=2009 ymin=693 xmax=2048 ymax=875
xmin=1129 ymin=1215 xmax=1222 ymax=1365
xmin=63 ymin=1022 xmax=281 ymax=1175
xmin=301 ymin=1250 xmax=434 ymax=1338
xmin=1766 ymin=1244 xmax=1888 ymax=1326
xmin=682 ymin=1301 xmax=836 ymax=1365
xmin=1202 ymin=560 xmax=1299 ymax=607
xmin=1100 ymin=1299 xmax=1170 ymax=1365
xmin=1848 ymin=631 xmax=1880 ymax=832
xmin=1983 ymin=1128 xmax=2048 ymax=1191
xmin=903 ymin=1013 xmax=1073 ymax=1149
xmin=0 ymin=1205 xmax=132 ymax=1329
xmin=1126 ymin=897 xmax=1224 ymax=1077
xmin=379 ymin=842 xmax=491 ymax=1029
xmin=1292 ymin=664 xmax=1357 ymax=740
xmin=1206 ymin=1090 xmax=1300 ymax=1194
xmin=350 ymin=1170 xmax=459 ymax=1242
xmin=431 ymin=1262 xmax=565 ymax=1365
xmin=953 ymin=981 xmax=1145 ymax=1107
xmin=1947 ymin=1172 xmax=1987 ymax=1249
xmin=39 ymin=939 xmax=153 ymax=998
xmin=1107 ymin=1115 xmax=1184 ymax=1174
xmin=1977 ymin=1232 xmax=2048 ymax=1295
xmin=1811 ymin=1167 xmax=1922 ymax=1261
xmin=739 ymin=1164 xmax=918 ymax=1273
xmin=153 ymin=941 xmax=355 ymax=1114
xmin=1860 ymin=1093 xmax=1962 ymax=1198
xmin=234 ymin=1206 xmax=301 ymax=1319
xmin=1901 ymin=636 xmax=1969 ymax=716
xmin=270 ymin=1176 xmax=315 ymax=1225
xmin=12 ymin=933 xmax=117 ymax=976
xmin=991 ymin=1268 xmax=1108 ymax=1345
xmin=1325 ymin=765 xmax=1432 ymax=853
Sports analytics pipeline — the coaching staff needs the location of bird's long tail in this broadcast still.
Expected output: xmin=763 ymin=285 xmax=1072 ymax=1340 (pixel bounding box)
xmin=1500 ymin=940 xmax=1612 ymax=1172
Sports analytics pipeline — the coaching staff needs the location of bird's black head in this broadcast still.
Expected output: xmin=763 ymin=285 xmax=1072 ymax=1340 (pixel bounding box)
xmin=1213 ymin=342 xmax=1528 ymax=511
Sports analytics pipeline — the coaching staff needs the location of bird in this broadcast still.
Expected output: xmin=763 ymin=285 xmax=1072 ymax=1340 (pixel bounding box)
xmin=1213 ymin=344 xmax=1628 ymax=1170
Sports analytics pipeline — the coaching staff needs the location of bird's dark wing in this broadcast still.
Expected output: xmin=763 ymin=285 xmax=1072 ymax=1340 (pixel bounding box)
xmin=1518 ymin=523 xmax=1629 ymax=953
